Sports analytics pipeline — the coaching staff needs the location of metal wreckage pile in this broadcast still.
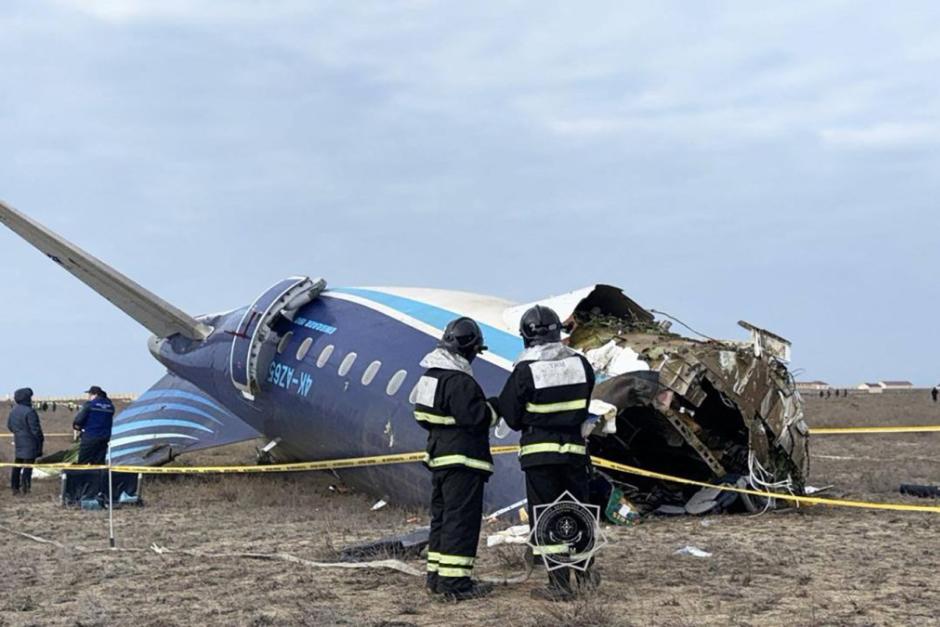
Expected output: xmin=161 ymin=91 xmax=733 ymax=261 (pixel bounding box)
xmin=568 ymin=287 xmax=811 ymax=521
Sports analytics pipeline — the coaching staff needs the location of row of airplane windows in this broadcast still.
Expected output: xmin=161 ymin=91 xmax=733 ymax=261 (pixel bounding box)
xmin=277 ymin=331 xmax=415 ymax=400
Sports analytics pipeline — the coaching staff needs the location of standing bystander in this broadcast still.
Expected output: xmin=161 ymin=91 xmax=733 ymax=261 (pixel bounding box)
xmin=7 ymin=388 xmax=43 ymax=495
xmin=73 ymin=386 xmax=115 ymax=464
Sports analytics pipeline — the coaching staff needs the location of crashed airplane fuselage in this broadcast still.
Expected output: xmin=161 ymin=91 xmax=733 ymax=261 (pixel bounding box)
xmin=1 ymin=202 xmax=809 ymax=519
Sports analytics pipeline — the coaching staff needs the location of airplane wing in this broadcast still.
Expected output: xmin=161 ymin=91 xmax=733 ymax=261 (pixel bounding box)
xmin=108 ymin=373 xmax=261 ymax=465
xmin=0 ymin=200 xmax=210 ymax=340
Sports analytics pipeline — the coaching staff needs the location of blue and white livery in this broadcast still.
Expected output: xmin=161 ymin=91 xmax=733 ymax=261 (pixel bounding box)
xmin=1 ymin=201 xmax=616 ymax=514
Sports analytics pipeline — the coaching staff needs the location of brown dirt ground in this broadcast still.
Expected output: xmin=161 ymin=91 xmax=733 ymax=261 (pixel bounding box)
xmin=2 ymin=391 xmax=940 ymax=626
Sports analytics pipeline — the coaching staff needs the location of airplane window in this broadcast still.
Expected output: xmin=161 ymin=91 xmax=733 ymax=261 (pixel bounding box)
xmin=362 ymin=361 xmax=382 ymax=386
xmin=316 ymin=344 xmax=334 ymax=368
xmin=339 ymin=352 xmax=358 ymax=377
xmin=277 ymin=332 xmax=294 ymax=355
xmin=296 ymin=337 xmax=314 ymax=361
xmin=386 ymin=369 xmax=408 ymax=396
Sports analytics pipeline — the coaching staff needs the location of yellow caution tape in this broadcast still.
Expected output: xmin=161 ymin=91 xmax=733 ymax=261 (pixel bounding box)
xmin=0 ymin=433 xmax=74 ymax=438
xmin=0 ymin=451 xmax=430 ymax=474
xmin=809 ymin=425 xmax=940 ymax=435
xmin=0 ymin=446 xmax=524 ymax=474
xmin=589 ymin=456 xmax=940 ymax=513
xmin=4 ymin=427 xmax=936 ymax=438
xmin=3 ymin=444 xmax=940 ymax=513
xmin=0 ymin=449 xmax=525 ymax=473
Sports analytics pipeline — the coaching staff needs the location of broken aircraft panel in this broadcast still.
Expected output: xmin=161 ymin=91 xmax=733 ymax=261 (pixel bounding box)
xmin=567 ymin=289 xmax=809 ymax=516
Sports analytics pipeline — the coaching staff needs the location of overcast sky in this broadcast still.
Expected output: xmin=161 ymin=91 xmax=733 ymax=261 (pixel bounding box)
xmin=1 ymin=0 xmax=938 ymax=395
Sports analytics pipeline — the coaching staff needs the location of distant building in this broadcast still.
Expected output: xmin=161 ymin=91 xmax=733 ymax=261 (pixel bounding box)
xmin=878 ymin=381 xmax=914 ymax=390
xmin=856 ymin=381 xmax=914 ymax=393
xmin=796 ymin=381 xmax=830 ymax=392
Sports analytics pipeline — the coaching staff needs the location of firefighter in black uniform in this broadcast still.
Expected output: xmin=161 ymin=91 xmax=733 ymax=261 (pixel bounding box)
xmin=496 ymin=305 xmax=599 ymax=601
xmin=414 ymin=317 xmax=499 ymax=601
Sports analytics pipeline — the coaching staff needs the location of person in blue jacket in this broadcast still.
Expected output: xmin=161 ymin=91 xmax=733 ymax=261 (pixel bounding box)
xmin=7 ymin=387 xmax=44 ymax=495
xmin=72 ymin=386 xmax=115 ymax=464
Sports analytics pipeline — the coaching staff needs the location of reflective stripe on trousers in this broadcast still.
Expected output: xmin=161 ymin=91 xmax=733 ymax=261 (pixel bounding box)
xmin=438 ymin=566 xmax=473 ymax=578
xmin=431 ymin=552 xmax=475 ymax=578
xmin=533 ymin=544 xmax=570 ymax=556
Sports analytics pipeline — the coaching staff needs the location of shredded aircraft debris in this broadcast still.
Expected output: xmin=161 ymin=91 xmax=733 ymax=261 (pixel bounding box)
xmin=565 ymin=286 xmax=809 ymax=518
xmin=899 ymin=484 xmax=940 ymax=499
xmin=340 ymin=528 xmax=430 ymax=561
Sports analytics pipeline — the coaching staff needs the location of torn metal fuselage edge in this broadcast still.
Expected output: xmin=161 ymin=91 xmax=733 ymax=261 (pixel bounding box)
xmin=567 ymin=288 xmax=809 ymax=516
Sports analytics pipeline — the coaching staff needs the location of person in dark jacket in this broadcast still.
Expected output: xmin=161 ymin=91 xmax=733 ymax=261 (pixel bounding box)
xmin=496 ymin=305 xmax=598 ymax=601
xmin=414 ymin=317 xmax=498 ymax=602
xmin=7 ymin=388 xmax=43 ymax=495
xmin=73 ymin=386 xmax=115 ymax=464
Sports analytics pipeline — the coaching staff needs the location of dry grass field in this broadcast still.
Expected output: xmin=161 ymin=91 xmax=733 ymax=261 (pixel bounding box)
xmin=2 ymin=390 xmax=940 ymax=626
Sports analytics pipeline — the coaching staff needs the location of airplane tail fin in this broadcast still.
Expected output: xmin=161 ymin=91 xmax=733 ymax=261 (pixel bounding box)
xmin=0 ymin=200 xmax=211 ymax=340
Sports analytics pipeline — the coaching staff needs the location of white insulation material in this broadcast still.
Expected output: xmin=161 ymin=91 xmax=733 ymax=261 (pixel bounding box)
xmin=585 ymin=340 xmax=649 ymax=376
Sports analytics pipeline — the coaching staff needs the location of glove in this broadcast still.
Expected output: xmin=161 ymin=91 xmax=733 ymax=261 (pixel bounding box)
xmin=485 ymin=400 xmax=500 ymax=428
xmin=494 ymin=418 xmax=511 ymax=440
xmin=581 ymin=415 xmax=600 ymax=439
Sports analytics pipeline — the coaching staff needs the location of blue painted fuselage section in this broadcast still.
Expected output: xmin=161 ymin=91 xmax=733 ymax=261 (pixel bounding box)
xmin=153 ymin=290 xmax=527 ymax=514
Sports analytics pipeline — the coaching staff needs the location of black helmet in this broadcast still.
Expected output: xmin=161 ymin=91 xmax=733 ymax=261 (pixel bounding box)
xmin=439 ymin=317 xmax=487 ymax=361
xmin=519 ymin=305 xmax=562 ymax=347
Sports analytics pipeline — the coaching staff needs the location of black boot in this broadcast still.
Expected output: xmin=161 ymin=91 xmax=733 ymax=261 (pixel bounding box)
xmin=441 ymin=582 xmax=492 ymax=602
xmin=426 ymin=573 xmax=440 ymax=595
xmin=471 ymin=580 xmax=494 ymax=595
xmin=531 ymin=569 xmax=575 ymax=602
xmin=576 ymin=568 xmax=601 ymax=592
xmin=530 ymin=585 xmax=576 ymax=602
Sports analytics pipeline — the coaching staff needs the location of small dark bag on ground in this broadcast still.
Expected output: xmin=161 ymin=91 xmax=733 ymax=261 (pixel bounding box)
xmin=61 ymin=470 xmax=143 ymax=508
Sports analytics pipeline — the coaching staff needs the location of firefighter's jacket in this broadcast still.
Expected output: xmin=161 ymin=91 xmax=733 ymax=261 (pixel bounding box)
xmin=414 ymin=348 xmax=497 ymax=475
xmin=497 ymin=342 xmax=595 ymax=469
